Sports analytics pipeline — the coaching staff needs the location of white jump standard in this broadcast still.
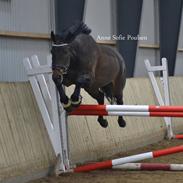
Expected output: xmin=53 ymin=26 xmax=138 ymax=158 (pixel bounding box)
xmin=24 ymin=56 xmax=183 ymax=174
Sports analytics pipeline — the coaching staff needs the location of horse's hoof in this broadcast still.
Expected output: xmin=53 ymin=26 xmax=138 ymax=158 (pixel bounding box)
xmin=71 ymin=95 xmax=82 ymax=108
xmin=98 ymin=118 xmax=108 ymax=128
xmin=118 ymin=118 xmax=126 ymax=128
xmin=62 ymin=100 xmax=73 ymax=112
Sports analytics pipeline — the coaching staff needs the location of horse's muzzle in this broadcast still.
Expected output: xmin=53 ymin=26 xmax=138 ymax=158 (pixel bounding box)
xmin=52 ymin=65 xmax=68 ymax=75
xmin=52 ymin=69 xmax=64 ymax=83
xmin=52 ymin=68 xmax=64 ymax=76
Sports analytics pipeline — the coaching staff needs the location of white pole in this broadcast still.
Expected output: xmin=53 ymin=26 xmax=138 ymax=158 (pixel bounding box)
xmin=106 ymin=105 xmax=149 ymax=111
xmin=161 ymin=58 xmax=173 ymax=139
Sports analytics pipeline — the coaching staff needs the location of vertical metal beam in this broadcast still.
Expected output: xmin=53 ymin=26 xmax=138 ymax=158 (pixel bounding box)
xmin=117 ymin=0 xmax=143 ymax=77
xmin=159 ymin=0 xmax=183 ymax=76
xmin=55 ymin=0 xmax=85 ymax=34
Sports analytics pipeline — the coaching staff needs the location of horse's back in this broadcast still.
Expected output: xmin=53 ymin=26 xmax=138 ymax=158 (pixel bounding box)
xmin=73 ymin=34 xmax=125 ymax=75
xmin=99 ymin=45 xmax=126 ymax=73
xmin=97 ymin=45 xmax=126 ymax=86
xmin=71 ymin=34 xmax=126 ymax=91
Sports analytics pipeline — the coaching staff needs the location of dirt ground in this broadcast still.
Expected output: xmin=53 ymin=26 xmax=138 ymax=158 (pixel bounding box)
xmin=29 ymin=139 xmax=183 ymax=183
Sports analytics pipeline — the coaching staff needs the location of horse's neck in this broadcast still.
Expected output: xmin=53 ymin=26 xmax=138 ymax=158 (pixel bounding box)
xmin=69 ymin=46 xmax=78 ymax=69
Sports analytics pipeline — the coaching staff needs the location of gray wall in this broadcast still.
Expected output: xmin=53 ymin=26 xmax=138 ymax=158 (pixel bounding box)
xmin=0 ymin=0 xmax=51 ymax=33
xmin=0 ymin=0 xmax=51 ymax=82
xmin=0 ymin=0 xmax=183 ymax=81
xmin=0 ymin=38 xmax=50 ymax=81
xmin=84 ymin=0 xmax=183 ymax=77
xmin=134 ymin=0 xmax=160 ymax=77
xmin=84 ymin=0 xmax=114 ymax=39
xmin=174 ymin=10 xmax=183 ymax=76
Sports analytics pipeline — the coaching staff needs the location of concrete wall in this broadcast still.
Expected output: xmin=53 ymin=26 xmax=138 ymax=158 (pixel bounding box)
xmin=0 ymin=83 xmax=55 ymax=182
xmin=1 ymin=77 xmax=183 ymax=181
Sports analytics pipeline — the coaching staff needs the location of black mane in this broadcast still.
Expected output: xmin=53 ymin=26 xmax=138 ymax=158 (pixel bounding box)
xmin=60 ymin=21 xmax=91 ymax=43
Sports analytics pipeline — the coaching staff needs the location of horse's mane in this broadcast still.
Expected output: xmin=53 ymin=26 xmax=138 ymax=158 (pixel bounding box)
xmin=60 ymin=21 xmax=91 ymax=43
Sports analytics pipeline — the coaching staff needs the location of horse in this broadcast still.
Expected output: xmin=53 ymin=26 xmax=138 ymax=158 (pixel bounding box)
xmin=51 ymin=22 xmax=126 ymax=128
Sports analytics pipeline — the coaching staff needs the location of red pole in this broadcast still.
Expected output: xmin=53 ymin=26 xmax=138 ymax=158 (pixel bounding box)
xmin=150 ymin=112 xmax=183 ymax=118
xmin=72 ymin=145 xmax=183 ymax=172
xmin=174 ymin=134 xmax=183 ymax=139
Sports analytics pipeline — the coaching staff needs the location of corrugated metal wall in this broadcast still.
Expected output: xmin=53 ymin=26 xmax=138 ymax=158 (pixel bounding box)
xmin=174 ymin=10 xmax=183 ymax=76
xmin=134 ymin=0 xmax=160 ymax=77
xmin=84 ymin=0 xmax=183 ymax=77
xmin=0 ymin=0 xmax=51 ymax=82
xmin=0 ymin=0 xmax=50 ymax=33
xmin=0 ymin=38 xmax=50 ymax=81
xmin=0 ymin=0 xmax=183 ymax=81
xmin=84 ymin=0 xmax=113 ymax=39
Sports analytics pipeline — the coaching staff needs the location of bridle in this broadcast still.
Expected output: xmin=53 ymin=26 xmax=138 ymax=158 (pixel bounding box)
xmin=51 ymin=43 xmax=69 ymax=75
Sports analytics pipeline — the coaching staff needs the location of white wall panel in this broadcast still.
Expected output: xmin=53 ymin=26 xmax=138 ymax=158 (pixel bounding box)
xmin=174 ymin=9 xmax=183 ymax=76
xmin=0 ymin=0 xmax=51 ymax=33
xmin=0 ymin=0 xmax=51 ymax=81
xmin=84 ymin=0 xmax=113 ymax=39
xmin=135 ymin=0 xmax=160 ymax=77
xmin=0 ymin=37 xmax=50 ymax=81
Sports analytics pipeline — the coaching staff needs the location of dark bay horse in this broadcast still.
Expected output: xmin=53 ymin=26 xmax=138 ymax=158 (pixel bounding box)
xmin=51 ymin=22 xmax=126 ymax=128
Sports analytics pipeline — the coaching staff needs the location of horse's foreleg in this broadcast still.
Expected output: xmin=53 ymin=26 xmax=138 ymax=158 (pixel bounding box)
xmin=52 ymin=75 xmax=72 ymax=112
xmin=70 ymin=85 xmax=82 ymax=107
xmin=116 ymin=95 xmax=126 ymax=127
xmin=97 ymin=92 xmax=108 ymax=128
xmin=84 ymin=88 xmax=108 ymax=128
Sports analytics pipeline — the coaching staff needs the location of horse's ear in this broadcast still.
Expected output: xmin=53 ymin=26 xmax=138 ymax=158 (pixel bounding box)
xmin=51 ymin=31 xmax=55 ymax=42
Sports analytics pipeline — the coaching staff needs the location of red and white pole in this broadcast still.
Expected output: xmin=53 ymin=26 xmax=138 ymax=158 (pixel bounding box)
xmin=71 ymin=145 xmax=183 ymax=172
xmin=113 ymin=163 xmax=183 ymax=171
xmin=71 ymin=104 xmax=183 ymax=112
xmin=70 ymin=105 xmax=183 ymax=117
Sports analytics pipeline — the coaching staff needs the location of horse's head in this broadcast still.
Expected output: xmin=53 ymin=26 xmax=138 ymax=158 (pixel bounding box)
xmin=51 ymin=31 xmax=71 ymax=80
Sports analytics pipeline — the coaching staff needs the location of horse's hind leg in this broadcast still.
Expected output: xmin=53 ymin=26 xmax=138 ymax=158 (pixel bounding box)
xmin=116 ymin=95 xmax=126 ymax=127
xmin=102 ymin=83 xmax=115 ymax=104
